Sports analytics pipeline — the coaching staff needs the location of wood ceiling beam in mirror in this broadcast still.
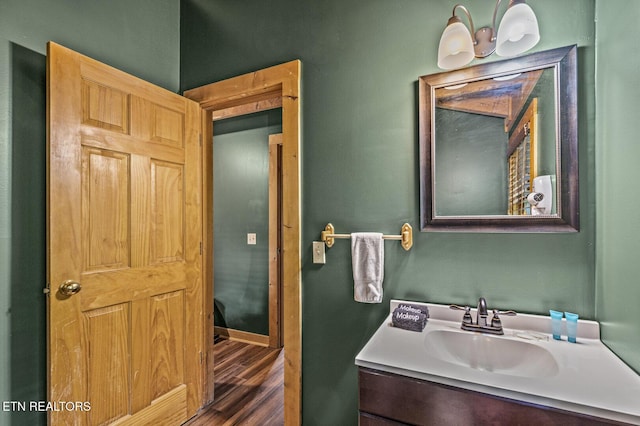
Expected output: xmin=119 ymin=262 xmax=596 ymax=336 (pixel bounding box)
xmin=436 ymin=70 xmax=542 ymax=132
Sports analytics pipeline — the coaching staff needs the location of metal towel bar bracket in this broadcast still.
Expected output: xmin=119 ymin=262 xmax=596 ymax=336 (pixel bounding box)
xmin=320 ymin=223 xmax=413 ymax=251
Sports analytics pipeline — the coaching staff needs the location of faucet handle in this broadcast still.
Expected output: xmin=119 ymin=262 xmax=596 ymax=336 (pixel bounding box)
xmin=449 ymin=304 xmax=468 ymax=311
xmin=450 ymin=305 xmax=473 ymax=324
xmin=491 ymin=309 xmax=517 ymax=328
xmin=494 ymin=309 xmax=517 ymax=316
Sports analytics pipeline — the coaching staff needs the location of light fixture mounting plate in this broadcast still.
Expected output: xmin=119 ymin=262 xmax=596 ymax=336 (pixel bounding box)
xmin=474 ymin=26 xmax=497 ymax=58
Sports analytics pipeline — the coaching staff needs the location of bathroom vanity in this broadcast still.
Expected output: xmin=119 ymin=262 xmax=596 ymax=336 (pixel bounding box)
xmin=359 ymin=368 xmax=623 ymax=425
xmin=356 ymin=301 xmax=640 ymax=425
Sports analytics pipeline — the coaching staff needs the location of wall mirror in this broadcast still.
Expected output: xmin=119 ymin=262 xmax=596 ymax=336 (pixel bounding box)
xmin=419 ymin=45 xmax=578 ymax=232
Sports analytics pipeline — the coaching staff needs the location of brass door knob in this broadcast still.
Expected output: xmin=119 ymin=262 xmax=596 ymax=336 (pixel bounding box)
xmin=59 ymin=280 xmax=82 ymax=296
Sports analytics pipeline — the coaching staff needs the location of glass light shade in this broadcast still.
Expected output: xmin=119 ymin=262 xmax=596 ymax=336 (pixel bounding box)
xmin=495 ymin=2 xmax=540 ymax=57
xmin=437 ymin=20 xmax=475 ymax=69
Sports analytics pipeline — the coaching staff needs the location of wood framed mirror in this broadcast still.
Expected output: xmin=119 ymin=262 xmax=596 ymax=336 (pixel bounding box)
xmin=419 ymin=45 xmax=578 ymax=232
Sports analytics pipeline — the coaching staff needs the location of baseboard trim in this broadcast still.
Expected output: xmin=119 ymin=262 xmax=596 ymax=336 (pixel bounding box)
xmin=214 ymin=326 xmax=270 ymax=347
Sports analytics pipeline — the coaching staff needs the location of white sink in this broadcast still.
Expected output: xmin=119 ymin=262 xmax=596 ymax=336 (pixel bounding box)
xmin=424 ymin=329 xmax=559 ymax=378
xmin=356 ymin=300 xmax=640 ymax=424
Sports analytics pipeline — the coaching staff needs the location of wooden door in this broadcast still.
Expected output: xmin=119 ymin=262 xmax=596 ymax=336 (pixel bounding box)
xmin=47 ymin=42 xmax=203 ymax=425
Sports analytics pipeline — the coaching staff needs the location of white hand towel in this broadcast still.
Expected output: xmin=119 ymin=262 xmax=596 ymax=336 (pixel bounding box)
xmin=351 ymin=232 xmax=384 ymax=303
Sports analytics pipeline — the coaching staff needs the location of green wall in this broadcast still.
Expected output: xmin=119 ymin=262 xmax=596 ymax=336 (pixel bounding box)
xmin=4 ymin=43 xmax=47 ymax=426
xmin=595 ymin=1 xmax=640 ymax=373
xmin=181 ymin=0 xmax=596 ymax=424
xmin=0 ymin=1 xmax=180 ymax=425
xmin=213 ymin=110 xmax=282 ymax=335
xmin=434 ymin=110 xmax=507 ymax=215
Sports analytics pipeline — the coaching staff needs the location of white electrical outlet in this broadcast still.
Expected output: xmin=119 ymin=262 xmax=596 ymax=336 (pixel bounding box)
xmin=312 ymin=241 xmax=326 ymax=264
xmin=247 ymin=233 xmax=257 ymax=245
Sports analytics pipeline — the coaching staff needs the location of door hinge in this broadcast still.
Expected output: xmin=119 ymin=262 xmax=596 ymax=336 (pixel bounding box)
xmin=200 ymin=351 xmax=204 ymax=365
xmin=200 ymin=241 xmax=203 ymax=255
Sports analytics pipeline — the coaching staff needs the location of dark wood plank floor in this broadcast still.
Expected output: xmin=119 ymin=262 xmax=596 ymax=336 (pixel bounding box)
xmin=185 ymin=338 xmax=284 ymax=425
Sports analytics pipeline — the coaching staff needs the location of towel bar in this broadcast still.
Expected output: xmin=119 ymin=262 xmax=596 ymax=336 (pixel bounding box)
xmin=320 ymin=223 xmax=413 ymax=251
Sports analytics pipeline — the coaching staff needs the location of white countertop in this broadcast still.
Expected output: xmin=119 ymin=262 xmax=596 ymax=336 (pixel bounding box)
xmin=355 ymin=300 xmax=640 ymax=425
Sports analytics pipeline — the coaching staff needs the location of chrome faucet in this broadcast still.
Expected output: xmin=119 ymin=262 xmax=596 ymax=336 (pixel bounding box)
xmin=477 ymin=297 xmax=488 ymax=327
xmin=450 ymin=297 xmax=516 ymax=335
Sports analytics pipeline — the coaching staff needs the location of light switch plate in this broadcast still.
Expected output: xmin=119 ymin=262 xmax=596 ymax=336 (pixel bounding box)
xmin=247 ymin=233 xmax=257 ymax=245
xmin=312 ymin=241 xmax=326 ymax=264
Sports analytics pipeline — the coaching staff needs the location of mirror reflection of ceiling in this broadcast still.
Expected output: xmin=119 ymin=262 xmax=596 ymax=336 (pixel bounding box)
xmin=435 ymin=70 xmax=543 ymax=132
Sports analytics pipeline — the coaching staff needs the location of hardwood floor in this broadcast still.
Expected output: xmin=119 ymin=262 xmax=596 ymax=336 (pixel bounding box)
xmin=185 ymin=338 xmax=284 ymax=425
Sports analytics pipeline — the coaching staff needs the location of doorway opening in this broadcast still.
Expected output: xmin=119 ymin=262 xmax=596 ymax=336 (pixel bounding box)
xmin=211 ymin=110 xmax=283 ymax=349
xmin=202 ymin=112 xmax=284 ymax=424
xmin=184 ymin=60 xmax=301 ymax=425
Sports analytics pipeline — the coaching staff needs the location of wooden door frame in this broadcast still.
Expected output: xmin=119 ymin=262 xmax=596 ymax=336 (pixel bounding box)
xmin=269 ymin=133 xmax=284 ymax=349
xmin=184 ymin=60 xmax=302 ymax=425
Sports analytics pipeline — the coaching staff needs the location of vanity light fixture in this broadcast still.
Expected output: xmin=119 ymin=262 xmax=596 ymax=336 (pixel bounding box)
xmin=437 ymin=0 xmax=540 ymax=70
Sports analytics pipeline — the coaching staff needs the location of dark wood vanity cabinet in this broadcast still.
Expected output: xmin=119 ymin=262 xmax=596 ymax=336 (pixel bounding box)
xmin=358 ymin=368 xmax=629 ymax=426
